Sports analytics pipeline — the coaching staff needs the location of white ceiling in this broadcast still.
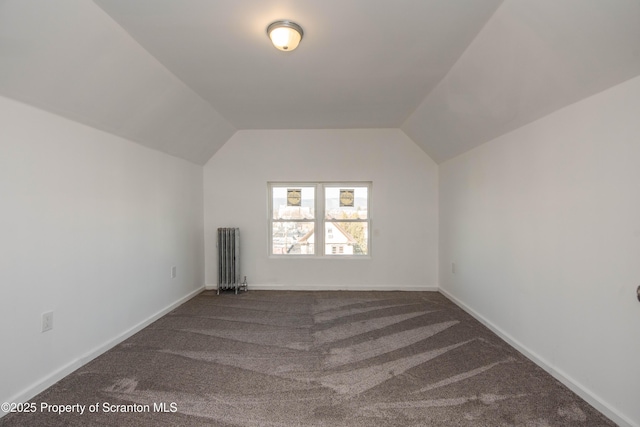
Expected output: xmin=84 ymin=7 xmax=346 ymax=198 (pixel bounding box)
xmin=1 ymin=0 xmax=639 ymax=165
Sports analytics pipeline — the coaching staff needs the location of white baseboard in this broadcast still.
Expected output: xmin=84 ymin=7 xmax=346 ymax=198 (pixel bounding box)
xmin=206 ymin=283 xmax=439 ymax=292
xmin=439 ymin=288 xmax=636 ymax=427
xmin=2 ymin=286 xmax=204 ymax=418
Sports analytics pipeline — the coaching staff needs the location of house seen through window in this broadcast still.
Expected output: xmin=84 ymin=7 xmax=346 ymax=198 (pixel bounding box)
xmin=269 ymin=182 xmax=370 ymax=256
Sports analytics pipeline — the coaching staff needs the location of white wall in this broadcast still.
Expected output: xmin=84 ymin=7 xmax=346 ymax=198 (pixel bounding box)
xmin=204 ymin=129 xmax=438 ymax=290
xmin=439 ymin=76 xmax=640 ymax=427
xmin=0 ymin=96 xmax=205 ymax=409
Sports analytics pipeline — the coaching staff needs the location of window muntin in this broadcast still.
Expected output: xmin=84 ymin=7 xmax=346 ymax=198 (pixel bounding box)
xmin=269 ymin=182 xmax=371 ymax=257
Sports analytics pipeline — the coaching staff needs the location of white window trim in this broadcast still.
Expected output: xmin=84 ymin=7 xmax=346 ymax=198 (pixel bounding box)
xmin=268 ymin=181 xmax=372 ymax=259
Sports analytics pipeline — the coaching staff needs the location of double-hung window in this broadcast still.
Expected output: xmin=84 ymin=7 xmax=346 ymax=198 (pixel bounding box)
xmin=269 ymin=182 xmax=371 ymax=257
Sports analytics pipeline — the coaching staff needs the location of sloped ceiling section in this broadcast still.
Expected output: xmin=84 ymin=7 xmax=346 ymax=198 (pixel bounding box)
xmin=0 ymin=0 xmax=235 ymax=165
xmin=92 ymin=0 xmax=504 ymax=131
xmin=402 ymin=0 xmax=640 ymax=164
xmin=1 ymin=1 xmax=639 ymax=165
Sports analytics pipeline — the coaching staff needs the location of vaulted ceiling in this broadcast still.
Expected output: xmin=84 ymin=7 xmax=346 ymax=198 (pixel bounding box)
xmin=1 ymin=0 xmax=639 ymax=165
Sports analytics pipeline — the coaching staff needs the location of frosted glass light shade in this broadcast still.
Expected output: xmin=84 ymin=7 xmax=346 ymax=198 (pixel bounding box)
xmin=267 ymin=21 xmax=303 ymax=51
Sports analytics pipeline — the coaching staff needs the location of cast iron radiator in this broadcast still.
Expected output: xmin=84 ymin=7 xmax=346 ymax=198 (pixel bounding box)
xmin=217 ymin=227 xmax=247 ymax=294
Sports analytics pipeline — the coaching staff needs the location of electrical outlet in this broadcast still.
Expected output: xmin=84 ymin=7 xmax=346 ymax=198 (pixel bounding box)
xmin=452 ymin=262 xmax=456 ymax=274
xmin=42 ymin=311 xmax=53 ymax=332
xmin=171 ymin=266 xmax=177 ymax=279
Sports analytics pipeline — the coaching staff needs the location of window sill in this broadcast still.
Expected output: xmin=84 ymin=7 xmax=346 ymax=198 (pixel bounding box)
xmin=268 ymin=255 xmax=371 ymax=260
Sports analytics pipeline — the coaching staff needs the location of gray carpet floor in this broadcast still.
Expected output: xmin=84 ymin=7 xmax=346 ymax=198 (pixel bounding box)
xmin=1 ymin=290 xmax=614 ymax=426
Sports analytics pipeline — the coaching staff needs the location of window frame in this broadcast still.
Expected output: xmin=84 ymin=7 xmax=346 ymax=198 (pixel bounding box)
xmin=268 ymin=181 xmax=372 ymax=258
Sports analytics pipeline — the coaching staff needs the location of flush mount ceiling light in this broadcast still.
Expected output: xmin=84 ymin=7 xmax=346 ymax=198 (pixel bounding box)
xmin=267 ymin=20 xmax=303 ymax=51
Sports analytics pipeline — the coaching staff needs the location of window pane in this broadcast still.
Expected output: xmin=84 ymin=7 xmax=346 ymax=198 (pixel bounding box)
xmin=273 ymin=186 xmax=315 ymax=220
xmin=272 ymin=222 xmax=314 ymax=254
xmin=325 ymin=187 xmax=368 ymax=219
xmin=325 ymin=222 xmax=368 ymax=255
